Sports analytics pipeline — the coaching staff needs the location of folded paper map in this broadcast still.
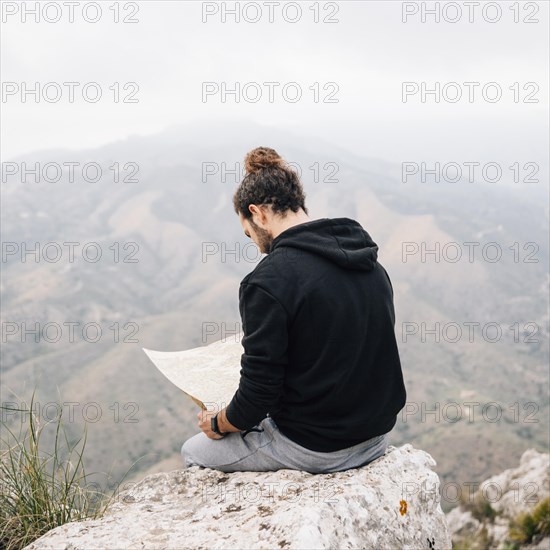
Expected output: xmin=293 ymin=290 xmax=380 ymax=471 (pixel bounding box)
xmin=143 ymin=339 xmax=243 ymax=410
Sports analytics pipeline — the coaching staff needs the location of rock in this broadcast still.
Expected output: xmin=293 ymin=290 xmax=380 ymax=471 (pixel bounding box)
xmin=25 ymin=444 xmax=452 ymax=550
xmin=447 ymin=448 xmax=550 ymax=550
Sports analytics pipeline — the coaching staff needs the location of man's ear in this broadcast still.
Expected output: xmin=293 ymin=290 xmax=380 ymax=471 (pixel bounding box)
xmin=249 ymin=204 xmax=268 ymax=227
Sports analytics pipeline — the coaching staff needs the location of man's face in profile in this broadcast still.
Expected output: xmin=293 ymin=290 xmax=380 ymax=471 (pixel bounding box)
xmin=239 ymin=212 xmax=273 ymax=254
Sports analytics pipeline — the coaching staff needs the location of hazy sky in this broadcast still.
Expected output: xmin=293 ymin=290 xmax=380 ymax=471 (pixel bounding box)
xmin=2 ymin=0 xmax=548 ymax=176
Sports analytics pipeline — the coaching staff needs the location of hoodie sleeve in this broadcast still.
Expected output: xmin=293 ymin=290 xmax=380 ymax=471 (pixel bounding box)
xmin=225 ymin=282 xmax=288 ymax=430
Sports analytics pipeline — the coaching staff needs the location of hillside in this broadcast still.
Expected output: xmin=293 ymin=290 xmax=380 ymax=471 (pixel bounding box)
xmin=1 ymin=120 xmax=548 ymax=510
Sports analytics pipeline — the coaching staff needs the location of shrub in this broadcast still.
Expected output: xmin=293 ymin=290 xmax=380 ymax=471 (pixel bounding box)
xmin=459 ymin=489 xmax=498 ymax=522
xmin=508 ymin=497 xmax=550 ymax=545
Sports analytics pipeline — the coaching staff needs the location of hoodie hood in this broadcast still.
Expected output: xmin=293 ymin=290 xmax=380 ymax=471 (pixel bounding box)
xmin=270 ymin=217 xmax=379 ymax=271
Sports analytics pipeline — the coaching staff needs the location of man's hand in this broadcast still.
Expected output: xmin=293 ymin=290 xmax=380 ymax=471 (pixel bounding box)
xmin=197 ymin=407 xmax=241 ymax=439
xmin=197 ymin=409 xmax=225 ymax=440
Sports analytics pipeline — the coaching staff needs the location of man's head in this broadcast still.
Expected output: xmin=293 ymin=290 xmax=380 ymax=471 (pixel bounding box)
xmin=233 ymin=147 xmax=309 ymax=254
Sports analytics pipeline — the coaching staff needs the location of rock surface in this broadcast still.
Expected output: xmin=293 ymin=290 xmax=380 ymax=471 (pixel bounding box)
xmin=25 ymin=444 xmax=452 ymax=550
xmin=447 ymin=448 xmax=549 ymax=549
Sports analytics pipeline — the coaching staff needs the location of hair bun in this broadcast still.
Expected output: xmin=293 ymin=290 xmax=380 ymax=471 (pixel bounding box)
xmin=244 ymin=147 xmax=284 ymax=175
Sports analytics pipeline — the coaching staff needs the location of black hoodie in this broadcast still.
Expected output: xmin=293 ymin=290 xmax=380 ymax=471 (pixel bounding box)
xmin=225 ymin=217 xmax=407 ymax=452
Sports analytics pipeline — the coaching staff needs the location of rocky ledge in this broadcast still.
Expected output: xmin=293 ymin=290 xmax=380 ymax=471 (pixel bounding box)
xmin=26 ymin=443 xmax=451 ymax=550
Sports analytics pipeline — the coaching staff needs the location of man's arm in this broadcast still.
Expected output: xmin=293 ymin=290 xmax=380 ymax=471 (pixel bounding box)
xmin=197 ymin=281 xmax=288 ymax=439
xmin=216 ymin=407 xmax=239 ymax=433
xmin=225 ymin=281 xmax=289 ymax=430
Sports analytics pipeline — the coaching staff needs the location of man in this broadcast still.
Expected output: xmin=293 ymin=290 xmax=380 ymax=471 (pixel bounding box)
xmin=181 ymin=146 xmax=407 ymax=473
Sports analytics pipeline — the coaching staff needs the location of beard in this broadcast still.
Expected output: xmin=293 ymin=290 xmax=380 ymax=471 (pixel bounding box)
xmin=249 ymin=219 xmax=273 ymax=254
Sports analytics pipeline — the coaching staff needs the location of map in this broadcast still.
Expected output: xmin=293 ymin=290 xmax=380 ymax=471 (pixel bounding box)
xmin=143 ymin=338 xmax=242 ymax=410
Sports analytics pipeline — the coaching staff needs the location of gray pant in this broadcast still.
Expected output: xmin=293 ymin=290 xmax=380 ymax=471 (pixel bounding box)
xmin=180 ymin=416 xmax=390 ymax=474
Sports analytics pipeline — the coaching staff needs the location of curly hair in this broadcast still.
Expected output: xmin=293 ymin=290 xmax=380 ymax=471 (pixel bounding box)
xmin=233 ymin=147 xmax=308 ymax=219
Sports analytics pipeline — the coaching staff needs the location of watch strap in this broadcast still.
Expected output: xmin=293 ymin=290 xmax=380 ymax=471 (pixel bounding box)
xmin=211 ymin=413 xmax=227 ymax=436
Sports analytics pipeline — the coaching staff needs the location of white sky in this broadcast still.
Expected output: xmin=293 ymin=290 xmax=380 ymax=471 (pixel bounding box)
xmin=1 ymin=0 xmax=548 ymax=171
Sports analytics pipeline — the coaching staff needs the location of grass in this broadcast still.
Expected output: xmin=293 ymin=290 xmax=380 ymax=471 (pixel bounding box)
xmin=0 ymin=391 xmax=131 ymax=550
xmin=507 ymin=497 xmax=550 ymax=546
xmin=459 ymin=488 xmax=498 ymax=523
xmin=452 ymin=493 xmax=550 ymax=550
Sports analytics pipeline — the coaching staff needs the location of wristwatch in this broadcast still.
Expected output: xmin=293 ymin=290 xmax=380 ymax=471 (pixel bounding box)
xmin=211 ymin=413 xmax=228 ymax=436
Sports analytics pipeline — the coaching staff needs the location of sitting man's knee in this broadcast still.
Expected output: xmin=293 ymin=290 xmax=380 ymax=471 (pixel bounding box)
xmin=181 ymin=435 xmax=203 ymax=468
